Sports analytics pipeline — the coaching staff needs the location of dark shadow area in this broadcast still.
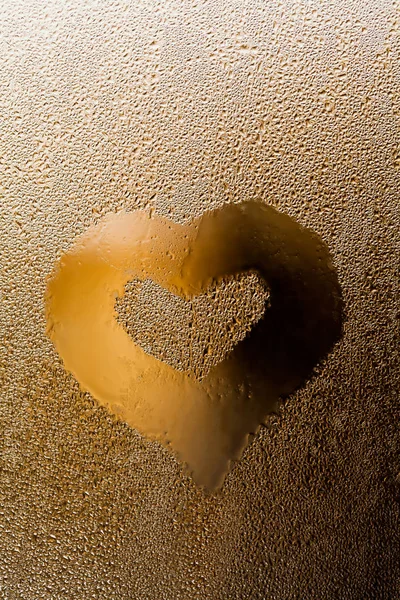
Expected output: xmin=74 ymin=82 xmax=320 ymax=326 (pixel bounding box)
xmin=180 ymin=201 xmax=344 ymax=410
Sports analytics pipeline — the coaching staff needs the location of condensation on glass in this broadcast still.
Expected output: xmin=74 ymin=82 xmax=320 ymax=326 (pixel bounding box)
xmin=46 ymin=202 xmax=342 ymax=488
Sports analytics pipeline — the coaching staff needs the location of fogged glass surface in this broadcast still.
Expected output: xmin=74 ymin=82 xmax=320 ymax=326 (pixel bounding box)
xmin=0 ymin=0 xmax=399 ymax=598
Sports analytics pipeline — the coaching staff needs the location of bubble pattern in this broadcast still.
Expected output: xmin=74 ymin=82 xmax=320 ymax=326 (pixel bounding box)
xmin=0 ymin=0 xmax=399 ymax=598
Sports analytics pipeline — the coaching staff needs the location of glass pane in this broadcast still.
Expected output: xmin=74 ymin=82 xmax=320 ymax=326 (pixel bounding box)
xmin=0 ymin=1 xmax=398 ymax=598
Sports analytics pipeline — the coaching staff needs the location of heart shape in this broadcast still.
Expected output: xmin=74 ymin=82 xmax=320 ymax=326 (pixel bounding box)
xmin=46 ymin=202 xmax=343 ymax=489
xmin=115 ymin=273 xmax=270 ymax=380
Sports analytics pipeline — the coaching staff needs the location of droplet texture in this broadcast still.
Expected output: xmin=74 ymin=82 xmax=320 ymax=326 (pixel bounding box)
xmin=115 ymin=272 xmax=269 ymax=379
xmin=0 ymin=0 xmax=399 ymax=598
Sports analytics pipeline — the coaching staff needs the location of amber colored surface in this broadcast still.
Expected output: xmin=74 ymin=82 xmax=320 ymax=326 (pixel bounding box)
xmin=46 ymin=203 xmax=341 ymax=489
xmin=0 ymin=1 xmax=399 ymax=598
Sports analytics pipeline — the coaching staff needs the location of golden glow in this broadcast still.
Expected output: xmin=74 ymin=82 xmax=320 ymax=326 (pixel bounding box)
xmin=1 ymin=0 xmax=397 ymax=594
xmin=46 ymin=202 xmax=342 ymax=488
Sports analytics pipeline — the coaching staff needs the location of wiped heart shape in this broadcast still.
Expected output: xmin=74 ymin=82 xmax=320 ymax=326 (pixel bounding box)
xmin=46 ymin=202 xmax=343 ymax=489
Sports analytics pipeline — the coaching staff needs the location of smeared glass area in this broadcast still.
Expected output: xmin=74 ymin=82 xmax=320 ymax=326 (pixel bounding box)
xmin=46 ymin=202 xmax=342 ymax=488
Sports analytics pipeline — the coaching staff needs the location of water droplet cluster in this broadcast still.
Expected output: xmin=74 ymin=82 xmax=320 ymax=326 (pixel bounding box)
xmin=116 ymin=272 xmax=269 ymax=379
xmin=0 ymin=0 xmax=398 ymax=598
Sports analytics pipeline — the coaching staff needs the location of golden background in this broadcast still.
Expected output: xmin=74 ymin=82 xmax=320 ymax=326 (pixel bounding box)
xmin=0 ymin=0 xmax=399 ymax=598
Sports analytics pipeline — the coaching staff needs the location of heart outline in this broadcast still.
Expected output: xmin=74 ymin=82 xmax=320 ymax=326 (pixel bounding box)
xmin=46 ymin=202 xmax=343 ymax=489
